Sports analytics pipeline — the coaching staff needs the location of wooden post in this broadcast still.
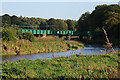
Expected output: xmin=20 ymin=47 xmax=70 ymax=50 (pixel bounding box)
xmin=102 ymin=27 xmax=116 ymax=53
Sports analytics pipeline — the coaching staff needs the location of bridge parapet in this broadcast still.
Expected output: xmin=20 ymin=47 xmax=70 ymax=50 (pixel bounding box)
xmin=21 ymin=29 xmax=103 ymax=36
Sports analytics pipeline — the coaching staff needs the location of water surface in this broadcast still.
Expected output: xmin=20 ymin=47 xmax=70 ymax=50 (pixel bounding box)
xmin=2 ymin=44 xmax=119 ymax=62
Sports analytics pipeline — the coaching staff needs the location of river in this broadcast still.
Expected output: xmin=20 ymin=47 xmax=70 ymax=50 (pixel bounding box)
xmin=2 ymin=44 xmax=119 ymax=62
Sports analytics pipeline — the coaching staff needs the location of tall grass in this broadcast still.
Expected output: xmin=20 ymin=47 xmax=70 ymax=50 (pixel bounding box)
xmin=2 ymin=36 xmax=83 ymax=55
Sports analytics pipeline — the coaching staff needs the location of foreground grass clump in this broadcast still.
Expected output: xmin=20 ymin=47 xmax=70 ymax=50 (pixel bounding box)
xmin=2 ymin=52 xmax=119 ymax=79
xmin=2 ymin=36 xmax=83 ymax=55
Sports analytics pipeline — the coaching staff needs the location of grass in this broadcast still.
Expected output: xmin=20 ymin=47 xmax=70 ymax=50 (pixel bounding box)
xmin=2 ymin=52 xmax=119 ymax=79
xmin=2 ymin=36 xmax=84 ymax=55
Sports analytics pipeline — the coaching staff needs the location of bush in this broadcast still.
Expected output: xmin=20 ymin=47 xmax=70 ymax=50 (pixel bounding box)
xmin=16 ymin=30 xmax=23 ymax=39
xmin=2 ymin=27 xmax=17 ymax=41
xmin=23 ymin=32 xmax=34 ymax=42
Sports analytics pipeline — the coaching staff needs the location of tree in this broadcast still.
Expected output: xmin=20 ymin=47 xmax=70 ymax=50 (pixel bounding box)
xmin=11 ymin=15 xmax=22 ymax=25
xmin=104 ymin=12 xmax=120 ymax=31
xmin=89 ymin=4 xmax=120 ymax=31
xmin=47 ymin=18 xmax=57 ymax=30
xmin=2 ymin=14 xmax=11 ymax=26
xmin=88 ymin=4 xmax=120 ymax=44
xmin=56 ymin=19 xmax=68 ymax=30
xmin=39 ymin=21 xmax=48 ymax=26
xmin=77 ymin=12 xmax=90 ymax=31
xmin=66 ymin=19 xmax=76 ymax=30
xmin=2 ymin=27 xmax=17 ymax=41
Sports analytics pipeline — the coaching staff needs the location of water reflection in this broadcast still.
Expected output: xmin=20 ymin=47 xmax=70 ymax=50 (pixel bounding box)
xmin=2 ymin=44 xmax=119 ymax=62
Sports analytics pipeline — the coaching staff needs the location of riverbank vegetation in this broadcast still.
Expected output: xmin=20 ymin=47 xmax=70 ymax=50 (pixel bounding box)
xmin=2 ymin=23 xmax=83 ymax=56
xmin=2 ymin=36 xmax=83 ymax=56
xmin=2 ymin=52 xmax=119 ymax=79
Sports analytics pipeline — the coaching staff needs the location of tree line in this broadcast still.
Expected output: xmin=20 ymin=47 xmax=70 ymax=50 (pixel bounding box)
xmin=2 ymin=14 xmax=77 ymax=31
xmin=2 ymin=4 xmax=120 ymax=43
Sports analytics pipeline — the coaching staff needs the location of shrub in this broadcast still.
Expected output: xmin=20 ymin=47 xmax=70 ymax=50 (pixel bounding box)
xmin=23 ymin=32 xmax=34 ymax=42
xmin=16 ymin=30 xmax=23 ymax=39
xmin=2 ymin=27 xmax=17 ymax=41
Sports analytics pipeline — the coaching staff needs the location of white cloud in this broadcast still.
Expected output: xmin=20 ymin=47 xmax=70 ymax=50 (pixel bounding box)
xmin=2 ymin=0 xmax=120 ymax=2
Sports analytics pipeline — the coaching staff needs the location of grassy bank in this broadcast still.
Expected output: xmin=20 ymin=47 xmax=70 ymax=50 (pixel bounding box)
xmin=2 ymin=36 xmax=84 ymax=55
xmin=2 ymin=52 xmax=119 ymax=79
xmin=71 ymin=37 xmax=119 ymax=46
